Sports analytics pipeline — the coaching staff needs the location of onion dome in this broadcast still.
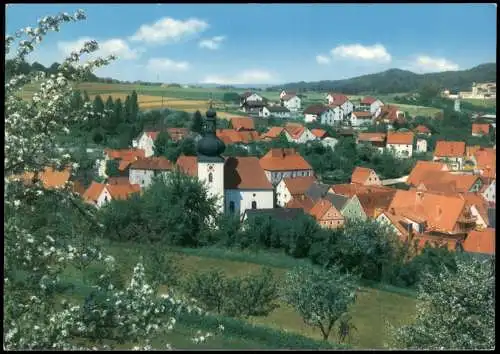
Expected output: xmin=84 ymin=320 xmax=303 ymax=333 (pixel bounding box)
xmin=197 ymin=107 xmax=226 ymax=159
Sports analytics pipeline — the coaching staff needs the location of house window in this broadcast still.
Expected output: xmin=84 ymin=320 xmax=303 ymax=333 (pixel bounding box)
xmin=208 ymin=172 xmax=213 ymax=183
xmin=251 ymin=201 xmax=257 ymax=209
xmin=229 ymin=201 xmax=235 ymax=213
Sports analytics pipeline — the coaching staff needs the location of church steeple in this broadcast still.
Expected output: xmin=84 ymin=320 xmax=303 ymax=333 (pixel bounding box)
xmin=196 ymin=99 xmax=226 ymax=161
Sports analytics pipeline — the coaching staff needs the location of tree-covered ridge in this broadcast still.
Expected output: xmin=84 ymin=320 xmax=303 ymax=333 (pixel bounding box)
xmin=268 ymin=63 xmax=496 ymax=94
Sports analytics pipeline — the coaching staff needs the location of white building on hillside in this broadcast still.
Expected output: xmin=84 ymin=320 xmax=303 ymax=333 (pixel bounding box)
xmin=281 ymin=94 xmax=301 ymax=112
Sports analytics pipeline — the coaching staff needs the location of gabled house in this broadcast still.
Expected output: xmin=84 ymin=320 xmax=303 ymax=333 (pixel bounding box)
xmin=326 ymin=93 xmax=353 ymax=117
xmin=276 ymin=175 xmax=317 ymax=207
xmin=260 ymin=105 xmax=291 ymax=119
xmin=99 ymin=148 xmax=146 ymax=177
xmin=473 ymin=147 xmax=496 ymax=179
xmin=229 ymin=117 xmax=255 ymax=131
xmin=129 ymin=156 xmax=174 ymax=188
xmin=324 ymin=193 xmax=367 ymax=222
xmin=82 ymin=181 xmax=141 ymax=208
xmin=329 ymin=184 xmax=397 ymax=219
xmin=241 ymin=100 xmax=267 ymax=115
xmin=224 ymin=156 xmax=274 ymax=217
xmin=259 ymin=148 xmax=314 ymax=185
xmin=350 ymin=111 xmax=373 ymax=129
xmin=351 ymin=167 xmax=381 ymax=186
xmin=283 ymin=123 xmax=317 ymax=144
xmin=279 ymin=90 xmax=296 ymax=99
xmin=240 ymin=91 xmax=264 ymax=106
xmin=411 ymin=172 xmax=483 ymax=194
xmin=310 ymin=129 xmax=328 ymax=140
xmin=308 ymin=198 xmax=345 ymax=229
xmin=281 ymin=94 xmax=301 ymax=112
xmin=433 ymin=141 xmax=466 ymax=171
xmin=260 ymin=126 xmax=285 ymax=141
xmin=304 ymin=104 xmax=339 ymax=125
xmin=359 ymin=96 xmax=384 ymax=117
xmin=375 ymin=105 xmax=405 ymax=128
xmin=134 ymin=129 xmax=190 ymax=157
xmin=216 ymin=129 xmax=260 ymax=146
xmin=286 ymin=194 xmax=316 ymax=213
xmin=386 ymin=132 xmax=415 ymax=158
xmin=472 ymin=123 xmax=490 ymax=137
xmin=414 ymin=125 xmax=431 ymax=136
xmin=461 ymin=192 xmax=491 ymax=230
xmin=407 ymin=161 xmax=449 ymax=187
xmin=356 ymin=133 xmax=387 ymax=153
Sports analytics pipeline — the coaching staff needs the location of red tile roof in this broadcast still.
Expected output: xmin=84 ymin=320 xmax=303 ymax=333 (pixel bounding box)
xmin=360 ymin=96 xmax=377 ymax=105
xmin=388 ymin=189 xmax=468 ymax=234
xmin=19 ymin=167 xmax=72 ymax=189
xmin=230 ymin=117 xmax=255 ymax=131
xmin=330 ymin=184 xmax=396 ymax=217
xmin=309 ymin=198 xmax=338 ymax=221
xmin=284 ymin=123 xmax=306 ymax=140
xmin=415 ymin=125 xmax=431 ymax=134
xmin=358 ymin=133 xmax=386 ymax=143
xmin=351 ymin=167 xmax=376 ymax=185
xmin=260 ymin=148 xmax=312 ymax=171
xmin=224 ymin=157 xmax=273 ymax=190
xmin=107 ymin=176 xmax=132 ymax=185
xmin=472 ymin=123 xmax=490 ymax=135
xmin=462 ymin=228 xmax=495 ymax=255
xmin=107 ymin=183 xmax=141 ymax=200
xmin=407 ymin=161 xmax=449 ymax=186
xmin=82 ymin=182 xmax=106 ymax=204
xmin=283 ymin=176 xmax=317 ymax=195
xmin=352 ymin=111 xmax=373 ymax=119
xmin=176 ymin=155 xmax=198 ymax=177
xmin=105 ymin=148 xmax=146 ymax=161
xmin=167 ymin=128 xmax=190 ymax=142
xmin=327 ymin=93 xmax=349 ymax=106
xmin=260 ymin=127 xmax=284 ymax=140
xmin=216 ymin=129 xmax=260 ymax=144
xmin=386 ymin=132 xmax=414 ymax=145
xmin=129 ymin=156 xmax=174 ymax=171
xmin=286 ymin=195 xmax=316 ymax=213
xmin=311 ymin=128 xmax=328 ymax=139
xmin=474 ymin=148 xmax=496 ymax=178
xmin=412 ymin=171 xmax=481 ymax=194
xmin=377 ymin=105 xmax=405 ymax=123
xmin=146 ymin=131 xmax=160 ymax=140
xmin=434 ymin=141 xmax=466 ymax=158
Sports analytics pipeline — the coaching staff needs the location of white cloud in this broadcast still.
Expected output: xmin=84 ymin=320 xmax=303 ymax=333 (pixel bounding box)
xmin=201 ymin=70 xmax=274 ymax=85
xmin=146 ymin=58 xmax=190 ymax=72
xmin=57 ymin=37 xmax=140 ymax=60
xmin=316 ymin=54 xmax=330 ymax=65
xmin=410 ymin=55 xmax=459 ymax=73
xmin=199 ymin=35 xmax=226 ymax=50
xmin=331 ymin=43 xmax=391 ymax=62
xmin=130 ymin=17 xmax=209 ymax=44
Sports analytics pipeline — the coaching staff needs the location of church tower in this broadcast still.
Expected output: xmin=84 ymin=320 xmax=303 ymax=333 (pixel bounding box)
xmin=196 ymin=105 xmax=226 ymax=213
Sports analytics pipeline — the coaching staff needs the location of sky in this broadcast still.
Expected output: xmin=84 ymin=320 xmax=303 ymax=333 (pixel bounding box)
xmin=5 ymin=3 xmax=497 ymax=85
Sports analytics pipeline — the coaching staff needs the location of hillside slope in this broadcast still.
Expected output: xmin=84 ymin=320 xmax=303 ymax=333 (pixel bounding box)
xmin=270 ymin=63 xmax=496 ymax=95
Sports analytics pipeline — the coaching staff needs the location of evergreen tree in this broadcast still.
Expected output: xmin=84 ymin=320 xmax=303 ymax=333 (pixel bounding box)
xmin=191 ymin=110 xmax=204 ymax=133
xmin=130 ymin=90 xmax=139 ymax=123
xmin=93 ymin=95 xmax=105 ymax=114
xmin=105 ymin=95 xmax=114 ymax=111
xmin=71 ymin=90 xmax=84 ymax=110
xmin=112 ymin=98 xmax=124 ymax=131
xmin=124 ymin=95 xmax=131 ymax=124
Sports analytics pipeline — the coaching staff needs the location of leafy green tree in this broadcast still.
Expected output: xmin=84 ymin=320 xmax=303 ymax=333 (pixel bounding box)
xmin=93 ymin=95 xmax=105 ymax=114
xmin=141 ymin=244 xmax=180 ymax=289
xmin=83 ymin=90 xmax=90 ymax=103
xmin=222 ymin=92 xmax=241 ymax=103
xmin=71 ymin=90 xmax=84 ymax=110
xmin=105 ymin=159 xmax=121 ymax=177
xmin=191 ymin=110 xmax=204 ymax=134
xmin=391 ymin=256 xmax=494 ymax=350
xmin=182 ymin=270 xmax=227 ymax=314
xmin=153 ymin=131 xmax=173 ymax=157
xmin=282 ymin=265 xmax=359 ymax=341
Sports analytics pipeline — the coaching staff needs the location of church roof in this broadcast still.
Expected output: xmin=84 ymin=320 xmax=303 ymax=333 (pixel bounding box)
xmin=224 ymin=156 xmax=273 ymax=190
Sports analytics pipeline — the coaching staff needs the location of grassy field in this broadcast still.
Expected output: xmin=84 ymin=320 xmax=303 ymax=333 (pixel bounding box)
xmin=462 ymin=98 xmax=497 ymax=109
xmin=86 ymin=241 xmax=417 ymax=349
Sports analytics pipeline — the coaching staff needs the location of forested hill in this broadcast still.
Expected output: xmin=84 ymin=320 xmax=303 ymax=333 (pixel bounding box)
xmin=269 ymin=63 xmax=496 ymax=94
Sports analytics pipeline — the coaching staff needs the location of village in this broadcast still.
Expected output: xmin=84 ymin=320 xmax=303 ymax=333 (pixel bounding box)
xmin=27 ymin=88 xmax=496 ymax=257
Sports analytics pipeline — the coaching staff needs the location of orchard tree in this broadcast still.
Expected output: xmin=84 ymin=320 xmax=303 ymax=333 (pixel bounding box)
xmin=391 ymin=256 xmax=495 ymax=350
xmin=281 ymin=265 xmax=359 ymax=341
xmin=4 ymin=10 xmax=222 ymax=350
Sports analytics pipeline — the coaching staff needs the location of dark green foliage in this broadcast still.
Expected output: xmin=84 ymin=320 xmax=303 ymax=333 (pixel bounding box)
xmin=191 ymin=110 xmax=204 ymax=133
xmin=141 ymin=244 xmax=180 ymax=289
xmin=182 ymin=268 xmax=279 ymax=318
xmin=267 ymin=63 xmax=496 ymax=95
xmin=153 ymin=131 xmax=172 ymax=157
xmin=99 ymin=171 xmax=218 ymax=247
xmin=222 ymin=92 xmax=242 ymax=103
xmin=105 ymin=159 xmax=121 ymax=177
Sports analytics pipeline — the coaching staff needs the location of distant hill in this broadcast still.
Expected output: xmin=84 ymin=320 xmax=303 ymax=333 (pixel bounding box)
xmin=268 ymin=63 xmax=496 ymax=95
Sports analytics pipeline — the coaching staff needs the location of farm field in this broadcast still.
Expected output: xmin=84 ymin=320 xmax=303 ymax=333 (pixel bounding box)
xmin=462 ymin=98 xmax=497 ymax=109
xmin=20 ymin=81 xmax=442 ymax=118
xmin=88 ymin=241 xmax=418 ymax=349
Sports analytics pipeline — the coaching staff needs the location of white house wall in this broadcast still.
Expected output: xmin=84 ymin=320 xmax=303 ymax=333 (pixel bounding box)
xmin=225 ymin=189 xmax=274 ymax=217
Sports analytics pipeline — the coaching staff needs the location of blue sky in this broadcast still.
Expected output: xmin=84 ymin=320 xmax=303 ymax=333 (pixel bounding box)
xmin=6 ymin=3 xmax=497 ymax=85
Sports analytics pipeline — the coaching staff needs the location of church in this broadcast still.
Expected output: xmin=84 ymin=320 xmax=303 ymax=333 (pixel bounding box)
xmin=176 ymin=107 xmax=274 ymax=217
